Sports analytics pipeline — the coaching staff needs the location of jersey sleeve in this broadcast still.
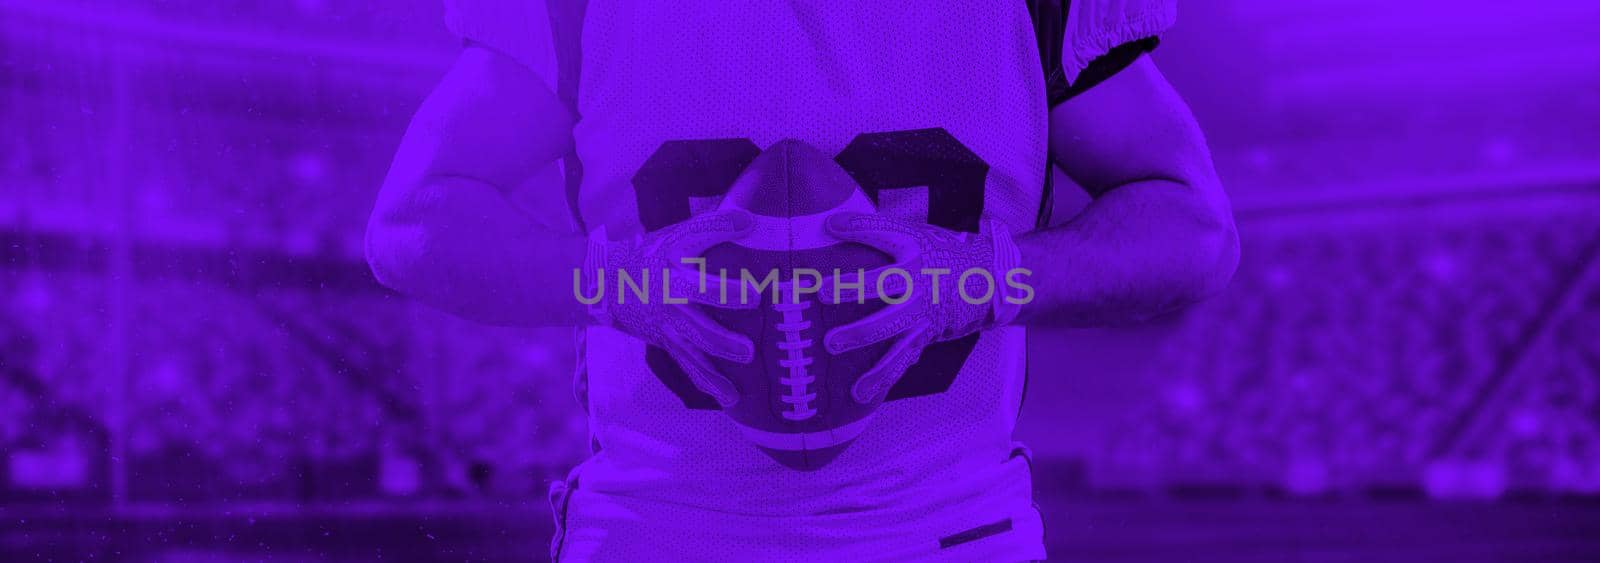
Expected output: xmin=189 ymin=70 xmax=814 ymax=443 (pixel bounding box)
xmin=1061 ymin=0 xmax=1175 ymax=88
xmin=443 ymin=0 xmax=560 ymax=90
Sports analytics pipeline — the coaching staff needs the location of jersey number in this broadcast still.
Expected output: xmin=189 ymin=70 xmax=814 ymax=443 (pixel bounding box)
xmin=631 ymin=128 xmax=987 ymax=409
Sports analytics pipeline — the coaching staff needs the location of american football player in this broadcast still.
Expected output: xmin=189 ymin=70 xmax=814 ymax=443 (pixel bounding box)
xmin=366 ymin=0 xmax=1238 ymax=559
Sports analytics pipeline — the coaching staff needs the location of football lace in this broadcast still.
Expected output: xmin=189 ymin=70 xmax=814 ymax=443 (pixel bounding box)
xmin=773 ymin=295 xmax=818 ymax=421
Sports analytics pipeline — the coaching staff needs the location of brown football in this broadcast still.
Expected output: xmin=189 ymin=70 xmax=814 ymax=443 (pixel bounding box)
xmin=700 ymin=139 xmax=892 ymax=471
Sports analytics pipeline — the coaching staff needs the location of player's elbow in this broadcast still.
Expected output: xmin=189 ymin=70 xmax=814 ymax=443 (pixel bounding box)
xmin=364 ymin=213 xmax=413 ymax=295
xmin=1172 ymin=205 xmax=1239 ymax=306
xmin=364 ymin=186 xmax=436 ymax=296
xmin=1194 ymin=216 xmax=1240 ymax=300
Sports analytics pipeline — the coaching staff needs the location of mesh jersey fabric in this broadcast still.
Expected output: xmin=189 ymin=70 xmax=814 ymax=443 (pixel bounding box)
xmin=443 ymin=0 xmax=1173 ymax=560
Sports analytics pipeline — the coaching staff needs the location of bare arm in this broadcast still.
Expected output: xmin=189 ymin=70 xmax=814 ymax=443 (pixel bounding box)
xmin=1019 ymin=55 xmax=1239 ymax=326
xmin=365 ymin=46 xmax=587 ymax=326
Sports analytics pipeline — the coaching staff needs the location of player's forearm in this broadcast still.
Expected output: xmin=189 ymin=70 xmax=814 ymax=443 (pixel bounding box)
xmin=1013 ymin=178 xmax=1239 ymax=327
xmin=365 ymin=174 xmax=589 ymax=327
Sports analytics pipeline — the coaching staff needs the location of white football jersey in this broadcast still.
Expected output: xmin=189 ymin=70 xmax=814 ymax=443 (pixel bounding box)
xmin=444 ymin=0 xmax=1172 ymax=559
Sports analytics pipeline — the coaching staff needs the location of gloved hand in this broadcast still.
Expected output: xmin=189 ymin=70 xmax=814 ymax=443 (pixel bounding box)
xmin=583 ymin=209 xmax=755 ymax=407
xmin=819 ymin=212 xmax=1023 ymax=404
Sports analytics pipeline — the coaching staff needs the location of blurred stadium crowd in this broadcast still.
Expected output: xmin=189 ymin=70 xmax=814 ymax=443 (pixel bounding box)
xmin=0 ymin=1 xmax=592 ymax=505
xmin=2 ymin=0 xmax=1599 ymax=520
xmin=1100 ymin=198 xmax=1600 ymax=497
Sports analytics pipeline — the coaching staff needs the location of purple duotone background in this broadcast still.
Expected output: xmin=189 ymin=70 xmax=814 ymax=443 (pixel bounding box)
xmin=4 ymin=0 xmax=1600 ymax=561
